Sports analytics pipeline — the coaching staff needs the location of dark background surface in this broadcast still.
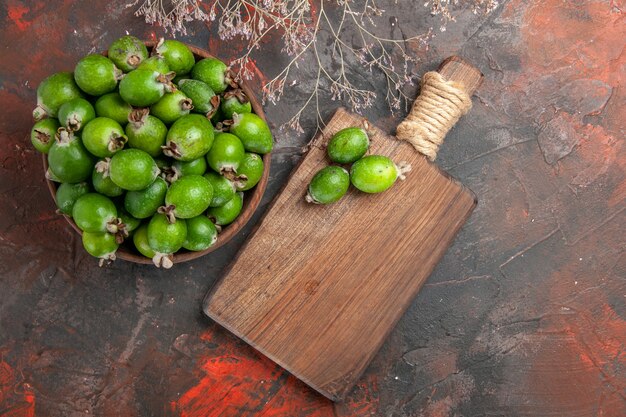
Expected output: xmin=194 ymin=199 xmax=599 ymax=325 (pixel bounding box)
xmin=0 ymin=0 xmax=624 ymax=416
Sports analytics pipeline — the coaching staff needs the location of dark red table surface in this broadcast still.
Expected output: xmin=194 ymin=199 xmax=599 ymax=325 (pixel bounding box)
xmin=0 ymin=1 xmax=624 ymax=416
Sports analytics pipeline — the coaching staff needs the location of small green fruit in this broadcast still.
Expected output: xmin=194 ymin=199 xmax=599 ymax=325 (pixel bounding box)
xmin=206 ymin=132 xmax=245 ymax=174
xmin=327 ymin=127 xmax=369 ymax=164
xmin=163 ymin=114 xmax=214 ymax=161
xmin=82 ymin=117 xmax=127 ymax=158
xmin=147 ymin=213 xmax=187 ymax=268
xmin=349 ymin=155 xmax=411 ymax=194
xmin=191 ymin=58 xmax=229 ymax=93
xmin=119 ymin=69 xmax=175 ymax=107
xmin=177 ymin=79 xmax=218 ymax=116
xmin=137 ymin=55 xmax=170 ymax=74
xmin=92 ymin=158 xmax=124 ymax=197
xmin=109 ymin=148 xmax=159 ymax=191
xmin=204 ymin=171 xmax=236 ymax=207
xmin=72 ymin=193 xmax=119 ymax=233
xmin=74 ymin=54 xmax=122 ymax=96
xmin=31 ymin=118 xmax=60 ymax=154
xmin=162 ymin=175 xmax=213 ymax=220
xmin=235 ymin=153 xmax=264 ymax=191
xmin=150 ymin=90 xmax=193 ymax=125
xmin=306 ymin=166 xmax=350 ymax=204
xmin=220 ymin=89 xmax=252 ymax=119
xmin=33 ymin=72 xmax=84 ymax=120
xmin=47 ymin=129 xmax=95 ymax=183
xmin=82 ymin=231 xmax=119 ymax=265
xmin=124 ymin=177 xmax=168 ymax=219
xmin=207 ymin=192 xmax=243 ymax=226
xmin=230 ymin=112 xmax=273 ymax=154
xmin=172 ymin=157 xmax=207 ymax=177
xmin=55 ymin=182 xmax=90 ymax=215
xmin=133 ymin=224 xmax=156 ymax=258
xmin=108 ymin=35 xmax=149 ymax=72
xmin=95 ymin=93 xmax=133 ymax=125
xmin=58 ymin=98 xmax=95 ymax=132
xmin=125 ymin=108 xmax=167 ymax=157
xmin=183 ymin=215 xmax=218 ymax=251
xmin=154 ymin=38 xmax=195 ymax=75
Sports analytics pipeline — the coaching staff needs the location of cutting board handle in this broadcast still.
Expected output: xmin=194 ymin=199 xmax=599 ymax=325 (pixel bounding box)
xmin=396 ymin=56 xmax=483 ymax=160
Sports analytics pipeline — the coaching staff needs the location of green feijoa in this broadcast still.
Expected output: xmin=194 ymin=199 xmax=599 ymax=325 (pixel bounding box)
xmin=327 ymin=127 xmax=369 ymax=164
xmin=33 ymin=72 xmax=84 ymax=120
xmin=177 ymin=79 xmax=217 ymax=115
xmin=95 ymin=93 xmax=133 ymax=125
xmin=92 ymin=158 xmax=124 ymax=197
xmin=133 ymin=224 xmax=156 ymax=258
xmin=124 ymin=177 xmax=168 ymax=219
xmin=58 ymin=98 xmax=96 ymax=133
xmin=109 ymin=148 xmax=159 ymax=191
xmin=147 ymin=213 xmax=187 ymax=268
xmin=31 ymin=118 xmax=60 ymax=153
xmin=82 ymin=231 xmax=119 ymax=265
xmin=305 ymin=166 xmax=350 ymax=204
xmin=47 ymin=129 xmax=95 ymax=183
xmin=153 ymin=38 xmax=195 ymax=75
xmin=349 ymin=155 xmax=411 ymax=194
xmin=230 ymin=112 xmax=273 ymax=154
xmin=137 ymin=55 xmax=170 ymax=74
xmin=82 ymin=117 xmax=127 ymax=158
xmin=163 ymin=175 xmax=213 ymax=220
xmin=72 ymin=193 xmax=118 ymax=233
xmin=118 ymin=208 xmax=141 ymax=235
xmin=204 ymin=171 xmax=236 ymax=207
xmin=172 ymin=157 xmax=207 ymax=177
xmin=191 ymin=58 xmax=229 ymax=93
xmin=119 ymin=69 xmax=174 ymax=107
xmin=220 ymin=89 xmax=252 ymax=119
xmin=163 ymin=114 xmax=214 ymax=161
xmin=183 ymin=215 xmax=218 ymax=251
xmin=235 ymin=152 xmax=264 ymax=191
xmin=74 ymin=54 xmax=122 ymax=96
xmin=150 ymin=90 xmax=193 ymax=125
xmin=207 ymin=192 xmax=243 ymax=226
xmin=205 ymin=132 xmax=245 ymax=174
xmin=108 ymin=35 xmax=149 ymax=72
xmin=125 ymin=108 xmax=167 ymax=157
xmin=55 ymin=182 xmax=90 ymax=215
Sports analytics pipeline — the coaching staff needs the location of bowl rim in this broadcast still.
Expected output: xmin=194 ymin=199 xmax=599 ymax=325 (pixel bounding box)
xmin=41 ymin=39 xmax=271 ymax=265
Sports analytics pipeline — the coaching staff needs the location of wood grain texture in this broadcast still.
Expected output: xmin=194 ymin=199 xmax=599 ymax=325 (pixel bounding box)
xmin=203 ymin=106 xmax=477 ymax=400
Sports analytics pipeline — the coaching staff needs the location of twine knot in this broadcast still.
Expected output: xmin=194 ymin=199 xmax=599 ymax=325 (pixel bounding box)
xmin=396 ymin=71 xmax=472 ymax=161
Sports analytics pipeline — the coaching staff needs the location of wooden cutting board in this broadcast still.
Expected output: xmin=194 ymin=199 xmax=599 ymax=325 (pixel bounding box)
xmin=203 ymin=57 xmax=482 ymax=401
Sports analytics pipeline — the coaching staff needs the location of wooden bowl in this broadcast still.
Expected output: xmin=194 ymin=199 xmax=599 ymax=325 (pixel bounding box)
xmin=41 ymin=40 xmax=271 ymax=266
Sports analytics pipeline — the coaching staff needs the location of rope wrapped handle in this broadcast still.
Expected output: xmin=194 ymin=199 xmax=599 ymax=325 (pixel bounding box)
xmin=396 ymin=57 xmax=483 ymax=161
